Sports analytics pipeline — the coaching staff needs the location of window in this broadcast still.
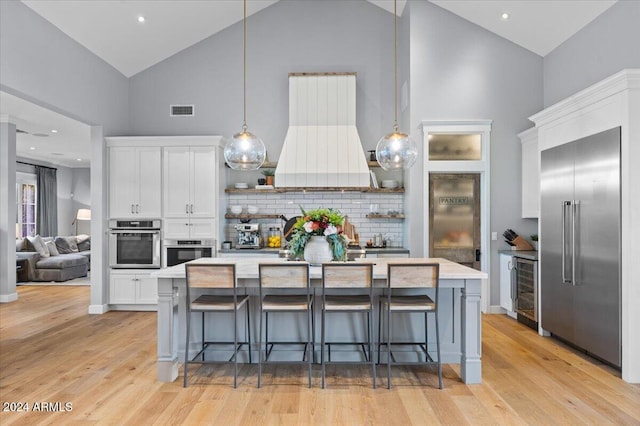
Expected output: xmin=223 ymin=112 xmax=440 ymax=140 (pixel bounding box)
xmin=16 ymin=172 xmax=37 ymax=238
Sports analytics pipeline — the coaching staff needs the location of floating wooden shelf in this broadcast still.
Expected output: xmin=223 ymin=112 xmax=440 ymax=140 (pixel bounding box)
xmin=366 ymin=214 xmax=405 ymax=219
xmin=224 ymin=187 xmax=404 ymax=193
xmin=225 ymin=161 xmax=278 ymax=169
xmin=225 ymin=213 xmax=282 ymax=220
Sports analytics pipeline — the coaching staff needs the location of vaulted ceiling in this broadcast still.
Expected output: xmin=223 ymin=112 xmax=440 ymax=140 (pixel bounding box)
xmin=3 ymin=0 xmax=617 ymax=167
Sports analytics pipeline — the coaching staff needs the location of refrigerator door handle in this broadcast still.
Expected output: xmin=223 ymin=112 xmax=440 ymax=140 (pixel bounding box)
xmin=572 ymin=200 xmax=579 ymax=286
xmin=562 ymin=201 xmax=572 ymax=284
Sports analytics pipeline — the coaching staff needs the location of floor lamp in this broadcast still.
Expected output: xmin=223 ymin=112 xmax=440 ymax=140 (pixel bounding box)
xmin=73 ymin=208 xmax=91 ymax=235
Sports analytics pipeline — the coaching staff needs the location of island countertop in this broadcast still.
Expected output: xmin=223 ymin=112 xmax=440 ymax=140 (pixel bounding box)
xmin=152 ymin=257 xmax=487 ymax=281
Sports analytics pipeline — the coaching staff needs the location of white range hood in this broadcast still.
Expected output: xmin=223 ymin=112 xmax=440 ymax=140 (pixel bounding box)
xmin=275 ymin=73 xmax=370 ymax=188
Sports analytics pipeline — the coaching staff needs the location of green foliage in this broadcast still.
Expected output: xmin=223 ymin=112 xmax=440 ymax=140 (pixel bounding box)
xmin=287 ymin=206 xmax=347 ymax=261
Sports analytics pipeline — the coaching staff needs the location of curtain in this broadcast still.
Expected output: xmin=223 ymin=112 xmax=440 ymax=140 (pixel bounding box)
xmin=36 ymin=166 xmax=58 ymax=237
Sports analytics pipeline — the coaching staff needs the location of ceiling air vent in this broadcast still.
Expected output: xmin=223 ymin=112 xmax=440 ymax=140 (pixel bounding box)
xmin=170 ymin=105 xmax=194 ymax=117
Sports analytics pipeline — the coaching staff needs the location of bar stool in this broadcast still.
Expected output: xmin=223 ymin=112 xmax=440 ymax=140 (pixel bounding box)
xmin=258 ymin=262 xmax=313 ymax=388
xmin=183 ymin=263 xmax=251 ymax=388
xmin=321 ymin=263 xmax=376 ymax=389
xmin=378 ymin=262 xmax=442 ymax=389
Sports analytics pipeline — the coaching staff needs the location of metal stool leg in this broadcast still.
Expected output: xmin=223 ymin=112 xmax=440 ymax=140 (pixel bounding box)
xmin=369 ymin=310 xmax=376 ymax=389
xmin=387 ymin=305 xmax=392 ymax=389
xmin=233 ymin=302 xmax=238 ymax=388
xmin=258 ymin=305 xmax=263 ymax=388
xmin=247 ymin=299 xmax=252 ymax=364
xmin=435 ymin=311 xmax=442 ymax=389
xmin=321 ymin=304 xmax=326 ymax=389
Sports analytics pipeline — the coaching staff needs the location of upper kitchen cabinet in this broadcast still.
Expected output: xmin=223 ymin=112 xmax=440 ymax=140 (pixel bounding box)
xmin=519 ymin=128 xmax=539 ymax=218
xmin=108 ymin=146 xmax=162 ymax=218
xmin=163 ymin=146 xmax=217 ymax=218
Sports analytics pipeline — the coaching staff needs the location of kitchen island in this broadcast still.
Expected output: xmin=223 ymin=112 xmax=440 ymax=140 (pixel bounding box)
xmin=153 ymin=257 xmax=487 ymax=384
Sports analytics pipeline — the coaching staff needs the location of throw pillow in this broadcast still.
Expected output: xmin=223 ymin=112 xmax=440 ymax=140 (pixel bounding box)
xmin=26 ymin=235 xmax=50 ymax=258
xmin=45 ymin=240 xmax=59 ymax=256
xmin=55 ymin=236 xmax=78 ymax=254
xmin=77 ymin=235 xmax=91 ymax=252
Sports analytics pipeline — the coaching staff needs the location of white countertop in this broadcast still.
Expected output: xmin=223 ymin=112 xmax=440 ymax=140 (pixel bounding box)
xmin=152 ymin=257 xmax=487 ymax=281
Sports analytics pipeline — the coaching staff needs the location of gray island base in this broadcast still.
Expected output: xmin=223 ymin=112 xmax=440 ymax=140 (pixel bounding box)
xmin=153 ymin=257 xmax=487 ymax=385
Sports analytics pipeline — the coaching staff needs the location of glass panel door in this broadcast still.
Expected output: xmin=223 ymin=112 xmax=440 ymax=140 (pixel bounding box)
xmin=429 ymin=173 xmax=481 ymax=269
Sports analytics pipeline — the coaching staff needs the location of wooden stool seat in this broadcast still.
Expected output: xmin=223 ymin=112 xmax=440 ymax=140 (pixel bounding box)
xmin=192 ymin=295 xmax=249 ymax=311
xmin=382 ymin=295 xmax=435 ymax=311
xmin=262 ymin=295 xmax=310 ymax=311
xmin=324 ymin=295 xmax=372 ymax=311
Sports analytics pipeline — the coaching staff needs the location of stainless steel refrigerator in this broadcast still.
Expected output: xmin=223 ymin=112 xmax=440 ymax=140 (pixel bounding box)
xmin=540 ymin=126 xmax=621 ymax=368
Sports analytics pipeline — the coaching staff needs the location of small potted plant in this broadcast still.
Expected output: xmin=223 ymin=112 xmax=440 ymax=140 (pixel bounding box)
xmin=530 ymin=234 xmax=538 ymax=250
xmin=261 ymin=169 xmax=275 ymax=185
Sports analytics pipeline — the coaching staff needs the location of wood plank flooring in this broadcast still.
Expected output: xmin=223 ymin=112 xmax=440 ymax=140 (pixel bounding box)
xmin=1 ymin=285 xmax=638 ymax=425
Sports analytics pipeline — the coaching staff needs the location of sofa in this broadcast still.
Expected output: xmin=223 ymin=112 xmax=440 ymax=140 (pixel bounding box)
xmin=16 ymin=235 xmax=91 ymax=282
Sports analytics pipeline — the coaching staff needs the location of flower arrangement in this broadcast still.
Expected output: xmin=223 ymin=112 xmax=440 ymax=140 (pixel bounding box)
xmin=288 ymin=206 xmax=347 ymax=261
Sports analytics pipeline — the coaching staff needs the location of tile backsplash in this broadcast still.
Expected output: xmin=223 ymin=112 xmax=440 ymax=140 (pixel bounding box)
xmin=225 ymin=192 xmax=405 ymax=248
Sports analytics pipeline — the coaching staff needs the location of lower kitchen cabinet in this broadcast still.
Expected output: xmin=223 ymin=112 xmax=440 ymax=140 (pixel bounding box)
xmin=500 ymin=253 xmax=516 ymax=317
xmin=109 ymin=270 xmax=158 ymax=310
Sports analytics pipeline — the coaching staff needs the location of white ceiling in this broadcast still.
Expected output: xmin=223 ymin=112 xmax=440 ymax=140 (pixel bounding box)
xmin=430 ymin=0 xmax=617 ymax=57
xmin=0 ymin=92 xmax=91 ymax=168
xmin=7 ymin=0 xmax=616 ymax=167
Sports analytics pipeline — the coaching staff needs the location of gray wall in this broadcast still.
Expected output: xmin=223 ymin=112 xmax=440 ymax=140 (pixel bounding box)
xmin=129 ymin=0 xmax=395 ymax=159
xmin=0 ymin=0 xmax=129 ymax=134
xmin=407 ymin=1 xmax=543 ymax=305
xmin=72 ymin=168 xmax=91 ymax=235
xmin=543 ymin=1 xmax=640 ymax=107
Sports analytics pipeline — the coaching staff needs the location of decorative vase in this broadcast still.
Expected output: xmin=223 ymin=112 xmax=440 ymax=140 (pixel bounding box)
xmin=266 ymin=175 xmax=274 ymax=185
xmin=304 ymin=236 xmax=333 ymax=264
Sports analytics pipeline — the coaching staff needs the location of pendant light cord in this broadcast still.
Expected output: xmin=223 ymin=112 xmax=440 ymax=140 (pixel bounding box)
xmin=393 ymin=0 xmax=398 ymax=133
xmin=242 ymin=0 xmax=248 ymax=131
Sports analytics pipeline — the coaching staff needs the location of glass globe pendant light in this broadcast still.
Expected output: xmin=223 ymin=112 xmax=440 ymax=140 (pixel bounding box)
xmin=224 ymin=0 xmax=266 ymax=170
xmin=375 ymin=0 xmax=417 ymax=171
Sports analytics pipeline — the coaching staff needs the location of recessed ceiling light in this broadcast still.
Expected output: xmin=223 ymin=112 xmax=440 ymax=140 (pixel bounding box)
xmin=76 ymin=158 xmax=82 ymax=162
xmin=51 ymin=129 xmax=58 ymax=133
xmin=29 ymin=146 xmax=36 ymax=150
xmin=501 ymin=12 xmax=510 ymax=20
xmin=137 ymin=16 xmax=145 ymax=23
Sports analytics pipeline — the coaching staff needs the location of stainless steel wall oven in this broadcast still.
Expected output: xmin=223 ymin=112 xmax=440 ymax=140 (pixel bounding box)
xmin=109 ymin=219 xmax=161 ymax=269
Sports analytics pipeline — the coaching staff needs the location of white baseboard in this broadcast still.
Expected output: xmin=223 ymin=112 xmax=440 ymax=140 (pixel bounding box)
xmin=109 ymin=304 xmax=157 ymax=312
xmin=88 ymin=304 xmax=109 ymax=314
xmin=485 ymin=305 xmax=506 ymax=314
xmin=0 ymin=292 xmax=18 ymax=303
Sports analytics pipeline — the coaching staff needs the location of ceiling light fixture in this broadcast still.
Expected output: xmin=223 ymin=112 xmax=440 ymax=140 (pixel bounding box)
xmin=224 ymin=0 xmax=266 ymax=171
xmin=77 ymin=158 xmax=82 ymax=161
xmin=137 ymin=16 xmax=145 ymax=23
xmin=501 ymin=12 xmax=510 ymax=20
xmin=51 ymin=129 xmax=58 ymax=133
xmin=375 ymin=0 xmax=417 ymax=171
xmin=29 ymin=146 xmax=35 ymax=150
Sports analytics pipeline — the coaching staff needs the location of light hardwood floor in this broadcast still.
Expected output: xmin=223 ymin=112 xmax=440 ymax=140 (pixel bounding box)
xmin=1 ymin=285 xmax=638 ymax=425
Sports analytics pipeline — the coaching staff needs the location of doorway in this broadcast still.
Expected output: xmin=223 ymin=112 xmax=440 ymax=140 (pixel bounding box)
xmin=429 ymin=173 xmax=481 ymax=270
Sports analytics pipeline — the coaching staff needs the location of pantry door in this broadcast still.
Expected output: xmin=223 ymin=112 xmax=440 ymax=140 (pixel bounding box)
xmin=429 ymin=173 xmax=481 ymax=270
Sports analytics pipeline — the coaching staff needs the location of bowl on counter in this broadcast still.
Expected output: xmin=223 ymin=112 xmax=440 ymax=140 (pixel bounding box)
xmin=230 ymin=205 xmax=243 ymax=214
xmin=234 ymin=182 xmax=249 ymax=189
xmin=381 ymin=180 xmax=399 ymax=189
xmin=247 ymin=205 xmax=259 ymax=214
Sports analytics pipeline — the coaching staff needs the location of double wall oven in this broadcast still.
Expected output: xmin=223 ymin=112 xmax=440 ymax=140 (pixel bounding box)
xmin=109 ymin=219 xmax=162 ymax=269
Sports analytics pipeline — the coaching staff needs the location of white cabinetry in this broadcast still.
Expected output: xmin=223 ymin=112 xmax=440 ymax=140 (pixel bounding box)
xmin=109 ymin=270 xmax=157 ymax=308
xmin=109 ymin=147 xmax=162 ymax=218
xmin=499 ymin=253 xmax=516 ymax=317
xmin=163 ymin=146 xmax=217 ymax=218
xmin=519 ymin=127 xmax=539 ymax=218
xmin=163 ymin=146 xmax=217 ymax=239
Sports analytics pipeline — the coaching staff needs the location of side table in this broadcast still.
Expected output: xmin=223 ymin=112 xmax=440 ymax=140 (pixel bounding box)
xmin=16 ymin=258 xmax=28 ymax=283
